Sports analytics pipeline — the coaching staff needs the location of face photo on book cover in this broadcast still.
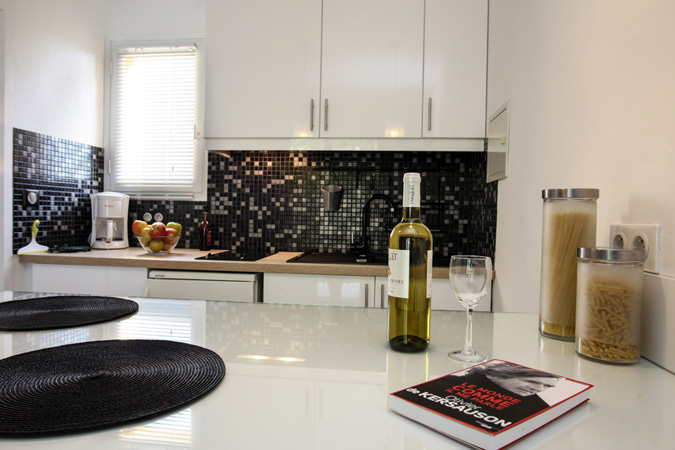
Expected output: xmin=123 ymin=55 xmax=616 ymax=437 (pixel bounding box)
xmin=458 ymin=361 xmax=562 ymax=413
xmin=392 ymin=360 xmax=589 ymax=433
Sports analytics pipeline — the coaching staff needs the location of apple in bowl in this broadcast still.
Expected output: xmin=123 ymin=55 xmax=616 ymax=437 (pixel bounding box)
xmin=134 ymin=220 xmax=182 ymax=255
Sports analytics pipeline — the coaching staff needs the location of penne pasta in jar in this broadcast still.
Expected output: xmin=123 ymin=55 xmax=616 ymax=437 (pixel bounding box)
xmin=575 ymin=247 xmax=646 ymax=363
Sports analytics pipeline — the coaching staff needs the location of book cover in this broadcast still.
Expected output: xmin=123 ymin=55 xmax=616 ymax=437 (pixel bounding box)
xmin=388 ymin=359 xmax=593 ymax=450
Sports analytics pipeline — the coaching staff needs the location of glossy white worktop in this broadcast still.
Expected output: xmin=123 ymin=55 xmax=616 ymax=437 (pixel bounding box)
xmin=0 ymin=291 xmax=673 ymax=449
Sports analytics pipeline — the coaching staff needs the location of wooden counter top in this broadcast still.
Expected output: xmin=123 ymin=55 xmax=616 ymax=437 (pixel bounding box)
xmin=19 ymin=248 xmax=451 ymax=279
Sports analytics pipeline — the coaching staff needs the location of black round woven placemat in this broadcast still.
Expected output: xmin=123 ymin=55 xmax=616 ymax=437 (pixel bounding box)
xmin=0 ymin=295 xmax=139 ymax=331
xmin=0 ymin=339 xmax=226 ymax=436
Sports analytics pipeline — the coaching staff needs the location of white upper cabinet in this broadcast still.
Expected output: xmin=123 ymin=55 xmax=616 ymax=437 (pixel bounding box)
xmin=204 ymin=0 xmax=487 ymax=150
xmin=205 ymin=0 xmax=322 ymax=138
xmin=320 ymin=0 xmax=424 ymax=138
xmin=423 ymin=0 xmax=488 ymax=138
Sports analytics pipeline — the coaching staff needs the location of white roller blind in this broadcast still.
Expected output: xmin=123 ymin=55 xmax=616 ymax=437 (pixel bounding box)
xmin=109 ymin=42 xmax=203 ymax=198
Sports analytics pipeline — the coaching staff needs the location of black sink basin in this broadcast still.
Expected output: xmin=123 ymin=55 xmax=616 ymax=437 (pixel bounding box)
xmin=287 ymin=252 xmax=450 ymax=267
xmin=286 ymin=252 xmax=388 ymax=265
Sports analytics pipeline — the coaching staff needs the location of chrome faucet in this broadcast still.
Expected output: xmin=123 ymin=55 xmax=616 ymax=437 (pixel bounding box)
xmin=353 ymin=194 xmax=395 ymax=256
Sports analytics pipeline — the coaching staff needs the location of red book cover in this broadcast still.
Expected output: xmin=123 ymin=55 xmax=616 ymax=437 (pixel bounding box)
xmin=388 ymin=360 xmax=593 ymax=449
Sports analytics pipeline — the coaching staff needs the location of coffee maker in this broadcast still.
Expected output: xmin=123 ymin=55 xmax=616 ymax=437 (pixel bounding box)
xmin=90 ymin=192 xmax=130 ymax=249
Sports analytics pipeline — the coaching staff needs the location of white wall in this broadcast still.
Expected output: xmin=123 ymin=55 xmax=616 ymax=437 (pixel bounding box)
xmin=488 ymin=0 xmax=675 ymax=314
xmin=0 ymin=1 xmax=14 ymax=292
xmin=2 ymin=0 xmax=106 ymax=291
xmin=105 ymin=0 xmax=205 ymax=38
xmin=13 ymin=0 xmax=106 ymax=146
xmin=3 ymin=0 xmax=204 ymax=291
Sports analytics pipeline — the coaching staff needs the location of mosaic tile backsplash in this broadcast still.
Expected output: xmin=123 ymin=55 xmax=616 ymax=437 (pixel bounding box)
xmin=13 ymin=129 xmax=104 ymax=252
xmin=13 ymin=128 xmax=497 ymax=261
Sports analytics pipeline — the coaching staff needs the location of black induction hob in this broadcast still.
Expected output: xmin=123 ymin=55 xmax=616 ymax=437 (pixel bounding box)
xmin=195 ymin=250 xmax=274 ymax=262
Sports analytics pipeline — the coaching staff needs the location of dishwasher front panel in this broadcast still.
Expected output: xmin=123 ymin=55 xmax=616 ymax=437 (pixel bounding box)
xmin=146 ymin=270 xmax=262 ymax=302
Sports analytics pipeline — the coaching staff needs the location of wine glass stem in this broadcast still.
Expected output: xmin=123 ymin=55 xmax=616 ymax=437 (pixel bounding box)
xmin=464 ymin=307 xmax=474 ymax=354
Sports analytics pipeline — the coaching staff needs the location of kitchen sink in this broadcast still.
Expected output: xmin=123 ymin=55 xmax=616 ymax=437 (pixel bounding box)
xmin=287 ymin=251 xmax=450 ymax=267
xmin=287 ymin=252 xmax=388 ymax=265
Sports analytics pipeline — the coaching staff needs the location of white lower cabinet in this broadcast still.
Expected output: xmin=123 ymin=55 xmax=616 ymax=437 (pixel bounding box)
xmin=377 ymin=276 xmax=490 ymax=311
xmin=264 ymin=273 xmax=378 ymax=308
xmin=265 ymin=274 xmax=491 ymax=311
xmin=29 ymin=264 xmax=147 ymax=297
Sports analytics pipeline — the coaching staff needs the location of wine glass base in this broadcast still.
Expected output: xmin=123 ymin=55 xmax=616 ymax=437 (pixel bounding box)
xmin=448 ymin=350 xmax=488 ymax=363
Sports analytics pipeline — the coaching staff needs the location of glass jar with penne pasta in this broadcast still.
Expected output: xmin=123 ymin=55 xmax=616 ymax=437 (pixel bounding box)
xmin=539 ymin=188 xmax=599 ymax=341
xmin=575 ymin=247 xmax=646 ymax=363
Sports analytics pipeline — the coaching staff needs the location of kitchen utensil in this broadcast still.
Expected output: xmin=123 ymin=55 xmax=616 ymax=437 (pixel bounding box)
xmin=17 ymin=220 xmax=49 ymax=255
xmin=321 ymin=185 xmax=343 ymax=211
xmin=448 ymin=255 xmax=492 ymax=363
xmin=49 ymin=245 xmax=91 ymax=253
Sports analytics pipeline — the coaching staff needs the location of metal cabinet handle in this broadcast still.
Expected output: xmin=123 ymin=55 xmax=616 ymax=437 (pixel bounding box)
xmin=380 ymin=284 xmax=385 ymax=309
xmin=365 ymin=283 xmax=369 ymax=308
xmin=324 ymin=99 xmax=329 ymax=131
xmin=428 ymin=97 xmax=432 ymax=131
xmin=310 ymin=99 xmax=315 ymax=131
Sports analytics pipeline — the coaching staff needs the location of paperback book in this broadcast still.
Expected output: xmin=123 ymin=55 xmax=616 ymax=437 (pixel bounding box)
xmin=388 ymin=359 xmax=592 ymax=450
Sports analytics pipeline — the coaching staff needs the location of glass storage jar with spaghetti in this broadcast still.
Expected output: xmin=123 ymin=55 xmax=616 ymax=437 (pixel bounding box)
xmin=539 ymin=188 xmax=599 ymax=341
xmin=575 ymin=247 xmax=646 ymax=363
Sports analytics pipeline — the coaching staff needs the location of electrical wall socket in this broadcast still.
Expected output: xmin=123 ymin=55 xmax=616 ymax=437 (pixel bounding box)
xmin=609 ymin=224 xmax=661 ymax=274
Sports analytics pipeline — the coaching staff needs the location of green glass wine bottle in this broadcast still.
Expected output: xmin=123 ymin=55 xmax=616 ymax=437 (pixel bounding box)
xmin=387 ymin=173 xmax=433 ymax=352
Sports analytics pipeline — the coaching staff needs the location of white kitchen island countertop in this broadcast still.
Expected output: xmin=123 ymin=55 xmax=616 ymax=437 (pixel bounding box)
xmin=0 ymin=291 xmax=673 ymax=449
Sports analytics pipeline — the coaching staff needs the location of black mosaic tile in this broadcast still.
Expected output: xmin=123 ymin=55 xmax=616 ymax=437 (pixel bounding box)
xmin=12 ymin=129 xmax=103 ymax=252
xmin=13 ymin=128 xmax=497 ymax=262
xmin=129 ymin=151 xmax=498 ymax=261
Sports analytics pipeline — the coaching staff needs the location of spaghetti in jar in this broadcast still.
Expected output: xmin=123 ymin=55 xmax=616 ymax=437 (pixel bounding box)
xmin=575 ymin=247 xmax=646 ymax=363
xmin=539 ymin=188 xmax=599 ymax=340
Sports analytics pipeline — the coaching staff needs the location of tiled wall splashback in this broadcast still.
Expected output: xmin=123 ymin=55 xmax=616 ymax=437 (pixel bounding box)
xmin=13 ymin=128 xmax=497 ymax=261
xmin=13 ymin=129 xmax=104 ymax=252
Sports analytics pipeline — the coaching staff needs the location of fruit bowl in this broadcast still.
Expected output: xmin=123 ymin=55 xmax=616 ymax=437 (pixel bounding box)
xmin=134 ymin=234 xmax=181 ymax=255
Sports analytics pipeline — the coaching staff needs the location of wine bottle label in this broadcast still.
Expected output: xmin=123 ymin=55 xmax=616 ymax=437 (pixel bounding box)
xmin=388 ymin=249 xmax=410 ymax=298
xmin=427 ymin=250 xmax=433 ymax=298
xmin=403 ymin=181 xmax=420 ymax=208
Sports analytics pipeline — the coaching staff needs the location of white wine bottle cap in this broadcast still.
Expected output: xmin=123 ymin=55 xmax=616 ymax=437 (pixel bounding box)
xmin=403 ymin=173 xmax=421 ymax=183
xmin=403 ymin=173 xmax=421 ymax=207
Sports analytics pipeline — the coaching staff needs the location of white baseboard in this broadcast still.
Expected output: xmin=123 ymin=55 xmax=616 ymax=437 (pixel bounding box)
xmin=642 ymin=273 xmax=675 ymax=373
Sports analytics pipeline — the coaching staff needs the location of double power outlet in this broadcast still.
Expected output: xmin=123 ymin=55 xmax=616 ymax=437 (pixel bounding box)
xmin=609 ymin=224 xmax=661 ymax=274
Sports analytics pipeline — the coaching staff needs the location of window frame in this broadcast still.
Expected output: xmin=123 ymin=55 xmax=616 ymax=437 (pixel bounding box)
xmin=104 ymin=37 xmax=206 ymax=201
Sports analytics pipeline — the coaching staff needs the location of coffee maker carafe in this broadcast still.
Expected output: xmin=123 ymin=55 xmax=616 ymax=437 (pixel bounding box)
xmin=90 ymin=192 xmax=129 ymax=249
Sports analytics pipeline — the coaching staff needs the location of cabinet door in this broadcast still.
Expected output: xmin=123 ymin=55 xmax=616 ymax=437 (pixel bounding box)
xmin=321 ymin=0 xmax=424 ymax=138
xmin=378 ymin=276 xmax=490 ymax=311
xmin=375 ymin=276 xmax=388 ymax=309
xmin=423 ymin=0 xmax=488 ymax=138
xmin=205 ymin=0 xmax=322 ymax=138
xmin=30 ymin=265 xmax=147 ymax=297
xmin=264 ymin=273 xmax=377 ymax=307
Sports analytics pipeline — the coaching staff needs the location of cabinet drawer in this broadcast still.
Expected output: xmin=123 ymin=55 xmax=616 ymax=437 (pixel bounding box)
xmin=264 ymin=273 xmax=376 ymax=307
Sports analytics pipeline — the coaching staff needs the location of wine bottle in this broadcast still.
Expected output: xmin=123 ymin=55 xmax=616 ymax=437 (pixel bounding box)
xmin=198 ymin=211 xmax=212 ymax=251
xmin=387 ymin=173 xmax=433 ymax=352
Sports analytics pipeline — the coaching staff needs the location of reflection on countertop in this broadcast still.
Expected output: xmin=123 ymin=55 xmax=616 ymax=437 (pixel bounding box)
xmin=0 ymin=292 xmax=673 ymax=450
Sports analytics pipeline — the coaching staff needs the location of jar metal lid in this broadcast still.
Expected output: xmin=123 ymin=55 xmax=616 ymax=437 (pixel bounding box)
xmin=577 ymin=247 xmax=647 ymax=262
xmin=542 ymin=188 xmax=599 ymax=200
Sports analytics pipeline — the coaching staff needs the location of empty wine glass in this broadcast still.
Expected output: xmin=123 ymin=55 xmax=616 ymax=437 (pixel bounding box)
xmin=449 ymin=255 xmax=492 ymax=363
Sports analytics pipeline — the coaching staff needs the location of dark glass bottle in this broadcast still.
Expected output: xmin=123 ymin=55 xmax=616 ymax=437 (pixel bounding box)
xmin=198 ymin=211 xmax=212 ymax=251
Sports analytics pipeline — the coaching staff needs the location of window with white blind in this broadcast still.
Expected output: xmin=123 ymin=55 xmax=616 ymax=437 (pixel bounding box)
xmin=108 ymin=40 xmax=206 ymax=200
